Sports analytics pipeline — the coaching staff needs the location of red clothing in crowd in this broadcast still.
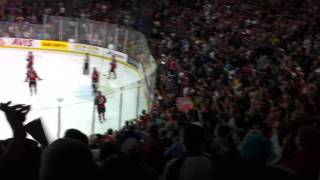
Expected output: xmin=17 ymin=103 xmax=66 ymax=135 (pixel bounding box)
xmin=281 ymin=151 xmax=320 ymax=180
xmin=140 ymin=113 xmax=151 ymax=127
xmin=103 ymin=135 xmax=115 ymax=143
xmin=167 ymin=57 xmax=177 ymax=71
xmin=181 ymin=75 xmax=190 ymax=88
xmin=241 ymin=64 xmax=252 ymax=76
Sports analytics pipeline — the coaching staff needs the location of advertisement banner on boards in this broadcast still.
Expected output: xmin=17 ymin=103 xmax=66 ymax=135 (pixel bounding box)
xmin=11 ymin=38 xmax=34 ymax=47
xmin=0 ymin=38 xmax=5 ymax=46
xmin=71 ymin=43 xmax=101 ymax=55
xmin=127 ymin=56 xmax=140 ymax=69
xmin=40 ymin=40 xmax=68 ymax=50
xmin=103 ymin=49 xmax=128 ymax=63
xmin=0 ymin=38 xmax=38 ymax=48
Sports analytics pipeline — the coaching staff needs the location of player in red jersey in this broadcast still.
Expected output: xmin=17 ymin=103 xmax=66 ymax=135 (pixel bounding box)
xmin=92 ymin=67 xmax=99 ymax=93
xmin=108 ymin=55 xmax=117 ymax=79
xmin=27 ymin=51 xmax=34 ymax=69
xmin=25 ymin=67 xmax=42 ymax=96
xmin=95 ymin=91 xmax=107 ymax=122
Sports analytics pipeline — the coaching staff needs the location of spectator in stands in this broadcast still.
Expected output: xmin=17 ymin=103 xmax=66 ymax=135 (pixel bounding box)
xmin=140 ymin=124 xmax=166 ymax=172
xmin=64 ymin=128 xmax=89 ymax=144
xmin=164 ymin=132 xmax=186 ymax=159
xmin=1 ymin=0 xmax=320 ymax=180
xmin=0 ymin=102 xmax=30 ymax=179
xmin=99 ymin=131 xmax=158 ymax=180
xmin=39 ymin=138 xmax=97 ymax=180
xmin=99 ymin=141 xmax=119 ymax=162
xmin=280 ymin=126 xmax=320 ymax=180
xmin=163 ymin=123 xmax=213 ymax=180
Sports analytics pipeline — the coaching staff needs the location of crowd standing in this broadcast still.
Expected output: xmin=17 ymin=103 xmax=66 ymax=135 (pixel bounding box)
xmin=1 ymin=0 xmax=320 ymax=180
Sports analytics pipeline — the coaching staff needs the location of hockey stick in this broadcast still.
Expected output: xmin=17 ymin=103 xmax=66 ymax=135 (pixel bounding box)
xmin=23 ymin=79 xmax=45 ymax=82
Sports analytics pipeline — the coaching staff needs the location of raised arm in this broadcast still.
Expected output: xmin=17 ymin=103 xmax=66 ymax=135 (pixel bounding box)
xmin=0 ymin=102 xmax=29 ymax=166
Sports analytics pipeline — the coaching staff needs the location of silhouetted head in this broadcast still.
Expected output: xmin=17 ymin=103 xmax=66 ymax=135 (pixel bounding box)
xmin=64 ymin=129 xmax=88 ymax=144
xmin=239 ymin=131 xmax=272 ymax=164
xmin=99 ymin=142 xmax=119 ymax=161
xmin=296 ymin=126 xmax=320 ymax=152
xmin=107 ymin=129 xmax=114 ymax=135
xmin=148 ymin=124 xmax=159 ymax=140
xmin=39 ymin=138 xmax=96 ymax=180
xmin=183 ymin=123 xmax=204 ymax=152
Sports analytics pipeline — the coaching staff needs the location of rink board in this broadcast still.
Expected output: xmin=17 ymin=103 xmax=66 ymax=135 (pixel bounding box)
xmin=0 ymin=37 xmax=128 ymax=64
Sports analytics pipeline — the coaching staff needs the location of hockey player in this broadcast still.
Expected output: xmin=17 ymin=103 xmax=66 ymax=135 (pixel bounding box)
xmin=83 ymin=53 xmax=90 ymax=75
xmin=25 ymin=67 xmax=42 ymax=96
xmin=108 ymin=55 xmax=117 ymax=79
xmin=95 ymin=91 xmax=107 ymax=122
xmin=27 ymin=51 xmax=34 ymax=69
xmin=92 ymin=67 xmax=99 ymax=93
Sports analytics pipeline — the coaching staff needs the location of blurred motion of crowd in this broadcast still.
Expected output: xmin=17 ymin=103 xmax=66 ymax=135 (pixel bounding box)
xmin=1 ymin=0 xmax=320 ymax=180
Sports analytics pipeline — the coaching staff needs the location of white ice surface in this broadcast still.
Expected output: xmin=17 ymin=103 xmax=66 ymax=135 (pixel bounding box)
xmin=0 ymin=48 xmax=146 ymax=141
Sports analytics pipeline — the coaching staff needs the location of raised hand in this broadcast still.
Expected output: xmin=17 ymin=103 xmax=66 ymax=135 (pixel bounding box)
xmin=0 ymin=101 xmax=30 ymax=123
xmin=0 ymin=102 xmax=29 ymax=163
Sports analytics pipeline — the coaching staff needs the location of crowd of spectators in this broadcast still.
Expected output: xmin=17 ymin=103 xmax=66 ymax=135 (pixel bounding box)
xmin=1 ymin=0 xmax=320 ymax=180
xmin=146 ymin=0 xmax=320 ymax=179
xmin=0 ymin=0 xmax=145 ymax=46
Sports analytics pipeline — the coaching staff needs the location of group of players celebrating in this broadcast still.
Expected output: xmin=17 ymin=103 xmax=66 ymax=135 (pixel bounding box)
xmin=24 ymin=51 xmax=118 ymax=123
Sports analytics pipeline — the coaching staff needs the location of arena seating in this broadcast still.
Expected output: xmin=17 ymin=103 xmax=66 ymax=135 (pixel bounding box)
xmin=1 ymin=0 xmax=320 ymax=180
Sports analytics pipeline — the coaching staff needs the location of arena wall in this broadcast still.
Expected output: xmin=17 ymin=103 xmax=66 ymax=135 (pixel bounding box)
xmin=0 ymin=37 xmax=128 ymax=63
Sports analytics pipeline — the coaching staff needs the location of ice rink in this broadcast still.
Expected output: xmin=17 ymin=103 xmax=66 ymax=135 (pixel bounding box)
xmin=0 ymin=48 xmax=146 ymax=141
